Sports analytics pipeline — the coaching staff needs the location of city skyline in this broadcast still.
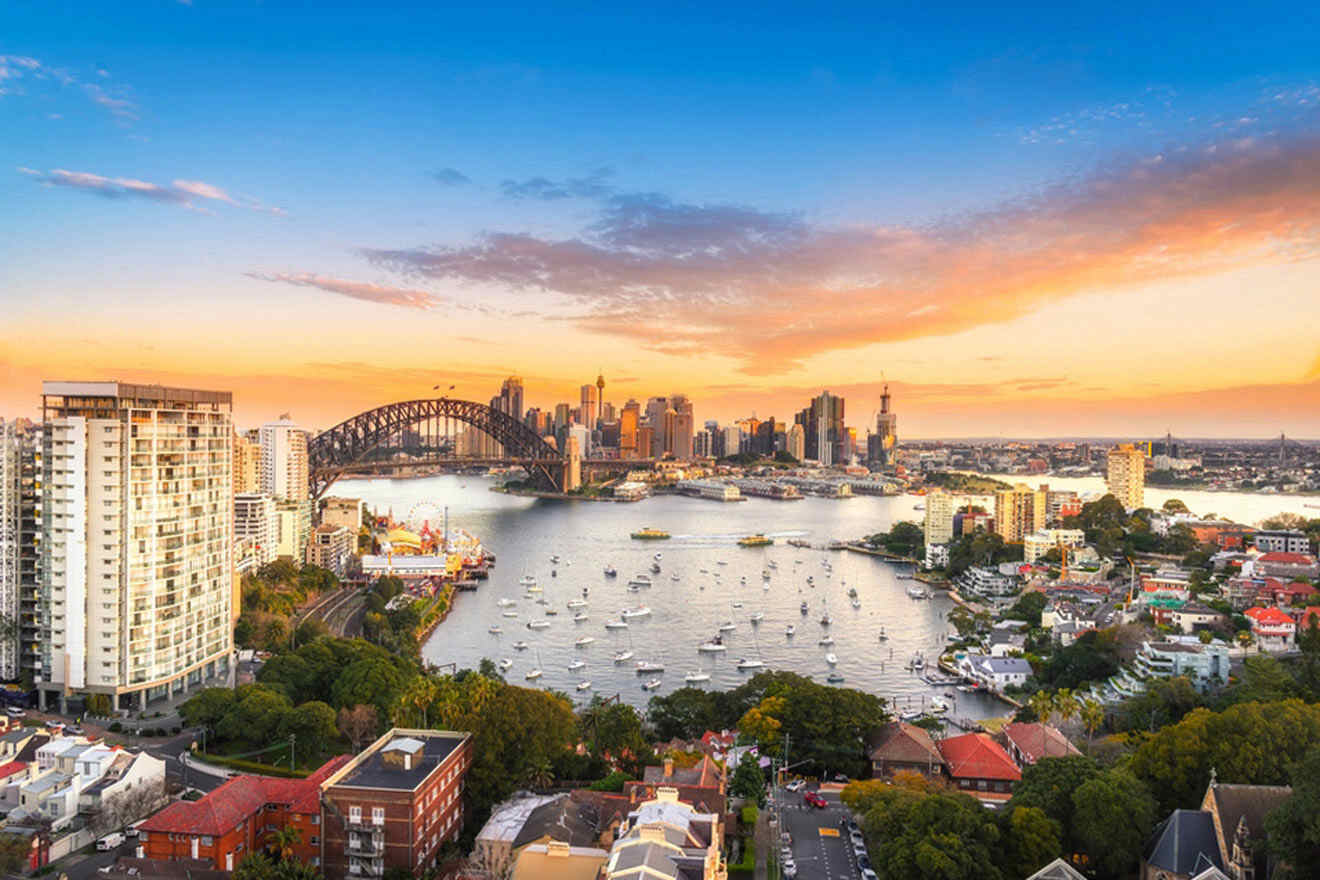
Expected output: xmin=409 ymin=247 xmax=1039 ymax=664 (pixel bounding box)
xmin=4 ymin=3 xmax=1320 ymax=436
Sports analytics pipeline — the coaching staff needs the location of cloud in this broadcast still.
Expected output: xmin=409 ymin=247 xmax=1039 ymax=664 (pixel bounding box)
xmin=244 ymin=272 xmax=443 ymax=309
xmin=1 ymin=56 xmax=140 ymax=121
xmin=432 ymin=167 xmax=471 ymax=186
xmin=20 ymin=167 xmax=280 ymax=214
xmin=83 ymin=83 xmax=139 ymax=121
xmin=500 ymin=167 xmax=614 ymax=201
xmin=363 ymin=131 xmax=1320 ymax=374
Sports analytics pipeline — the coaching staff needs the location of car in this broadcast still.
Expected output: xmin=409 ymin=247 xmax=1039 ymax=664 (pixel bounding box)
xmin=833 ymin=773 xmax=849 ymax=782
xmin=68 ymin=725 xmax=85 ymax=736
xmin=784 ymin=779 xmax=805 ymax=792
xmin=852 ymin=840 xmax=867 ymax=858
xmin=782 ymin=860 xmax=797 ymax=878
xmin=780 ymin=846 xmax=792 ymax=863
xmin=96 ymin=832 xmax=125 ymax=851
xmin=858 ymin=854 xmax=872 ymax=871
xmin=803 ymin=791 xmax=828 ymax=809
xmin=860 ymin=870 xmax=879 ymax=880
xmin=4 ymin=707 xmax=24 ymax=718
xmin=850 ymin=830 xmax=864 ymax=845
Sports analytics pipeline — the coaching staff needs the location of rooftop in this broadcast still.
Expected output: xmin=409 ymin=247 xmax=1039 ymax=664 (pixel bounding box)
xmin=936 ymin=733 xmax=1021 ymax=782
xmin=869 ymin=721 xmax=944 ymax=767
xmin=324 ymin=728 xmax=469 ymax=792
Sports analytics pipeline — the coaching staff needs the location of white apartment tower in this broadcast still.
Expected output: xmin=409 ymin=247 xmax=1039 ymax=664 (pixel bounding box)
xmin=923 ymin=489 xmax=956 ymax=546
xmin=258 ymin=417 xmax=311 ymax=557
xmin=39 ymin=383 xmax=234 ymax=712
xmin=233 ymin=493 xmax=278 ymax=569
xmin=1 ymin=420 xmax=43 ymax=682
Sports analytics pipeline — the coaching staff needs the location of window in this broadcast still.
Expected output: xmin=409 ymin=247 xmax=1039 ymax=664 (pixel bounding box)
xmin=201 ymin=836 xmax=213 ymax=846
xmin=310 ymin=836 xmax=319 ymax=845
xmin=311 ymin=815 xmax=320 ymax=826
xmin=349 ymin=806 xmax=362 ymax=824
xmin=977 ymin=780 xmax=987 ymax=791
xmin=372 ymin=807 xmax=385 ymax=826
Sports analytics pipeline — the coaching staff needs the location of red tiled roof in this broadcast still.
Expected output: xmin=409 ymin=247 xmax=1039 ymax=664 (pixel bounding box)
xmin=1258 ymin=552 xmax=1317 ymax=564
xmin=1277 ymin=582 xmax=1318 ymax=596
xmin=0 ymin=761 xmax=26 ymax=781
xmin=1003 ymin=723 xmax=1080 ymax=764
xmin=139 ymin=756 xmax=351 ymax=837
xmin=936 ymin=733 xmax=1021 ymax=782
xmin=1245 ymin=606 xmax=1295 ymax=626
xmin=1302 ymin=607 xmax=1320 ymax=629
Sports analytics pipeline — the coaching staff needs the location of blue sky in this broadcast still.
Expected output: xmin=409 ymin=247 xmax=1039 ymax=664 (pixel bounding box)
xmin=3 ymin=1 xmax=1319 ymax=435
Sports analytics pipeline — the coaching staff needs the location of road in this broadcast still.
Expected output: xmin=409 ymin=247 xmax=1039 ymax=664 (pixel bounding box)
xmin=146 ymin=730 xmax=229 ymax=794
xmin=771 ymin=785 xmax=863 ymax=880
xmin=51 ymin=838 xmax=137 ymax=880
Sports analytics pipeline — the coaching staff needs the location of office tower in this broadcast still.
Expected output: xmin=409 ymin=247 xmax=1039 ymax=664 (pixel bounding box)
xmin=499 ymin=377 xmax=524 ymax=429
xmin=787 ymin=423 xmax=805 ymax=461
xmin=1107 ymin=443 xmax=1146 ymax=510
xmin=693 ymin=430 xmax=713 ymax=458
xmin=994 ymin=483 xmax=1047 ymax=543
xmin=795 ymin=391 xmax=844 ymax=465
xmin=259 ymin=416 xmax=311 ymax=555
xmin=635 ymin=427 xmax=655 ymax=461
xmin=232 ymin=432 xmax=261 ymax=494
xmin=620 ymin=401 xmax=640 ymax=459
xmin=668 ymin=394 xmax=694 ymax=460
xmin=580 ymin=384 xmax=600 ymax=431
xmin=234 ymin=493 xmax=278 ymax=569
xmin=868 ymin=383 xmax=898 ymax=465
xmin=39 ymin=382 xmax=233 ymax=712
xmin=553 ymin=403 xmax=572 ymax=433
xmin=722 ymin=426 xmax=744 ymax=458
xmin=600 ymin=401 xmax=616 ymax=424
xmin=924 ymin=489 xmax=956 ymax=545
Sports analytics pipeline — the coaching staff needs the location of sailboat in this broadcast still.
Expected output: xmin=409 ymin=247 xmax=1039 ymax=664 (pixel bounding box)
xmin=684 ymin=669 xmax=711 ymax=683
xmin=825 ymin=652 xmax=838 ymax=665
xmin=524 ymin=650 xmax=543 ymax=680
xmin=567 ymin=658 xmax=586 ymax=671
xmin=820 ymin=599 xmax=832 ymax=626
xmin=614 ymin=630 xmax=636 ymax=663
xmin=576 ymin=680 xmax=592 ymax=691
xmin=878 ymin=626 xmax=888 ymax=641
xmin=737 ymin=629 xmax=766 ymax=670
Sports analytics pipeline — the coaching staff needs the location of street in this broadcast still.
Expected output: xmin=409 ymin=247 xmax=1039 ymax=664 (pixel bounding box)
xmin=771 ymin=785 xmax=862 ymax=880
xmin=53 ymin=839 xmax=137 ymax=880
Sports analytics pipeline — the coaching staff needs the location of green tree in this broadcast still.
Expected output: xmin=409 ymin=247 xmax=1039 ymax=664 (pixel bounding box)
xmin=1071 ymin=770 xmax=1157 ymax=880
xmin=730 ymin=754 xmax=766 ymax=806
xmin=1264 ymin=748 xmax=1320 ymax=874
xmin=1008 ymin=755 xmax=1100 ymax=854
xmin=265 ymin=825 xmax=302 ymax=861
xmin=1079 ymin=699 xmax=1105 ymax=753
xmin=282 ymin=701 xmax=338 ymax=759
xmin=0 ymin=833 xmax=33 ymax=874
xmin=217 ymin=685 xmax=294 ymax=747
xmin=1006 ymin=592 xmax=1047 ymax=628
xmin=232 ymin=852 xmax=323 ymax=880
xmin=180 ymin=687 xmax=237 ymax=733
xmin=999 ymin=806 xmax=1062 ymax=878
xmin=331 ymin=657 xmax=408 ymax=720
xmin=1162 ymin=499 xmax=1190 ymax=514
xmin=647 ymin=688 xmax=721 ymax=740
xmin=863 ymin=788 xmax=1006 ymax=880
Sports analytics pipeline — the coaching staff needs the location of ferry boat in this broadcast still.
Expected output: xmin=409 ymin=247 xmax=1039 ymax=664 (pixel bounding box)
xmin=738 ymin=534 xmax=774 ymax=547
xmin=642 ymin=678 xmax=662 ymax=690
xmin=621 ymin=606 xmax=652 ymax=619
xmin=613 ymin=649 xmax=635 ymax=663
xmin=684 ymin=670 xmax=711 ymax=683
xmin=498 ymin=658 xmax=513 ymax=671
xmin=604 ymin=566 xmax=618 ymax=577
xmin=604 ymin=620 xmax=629 ymax=630
xmin=631 ymin=528 xmax=671 ymax=540
xmin=635 ymin=659 xmax=664 ymax=673
xmin=568 ymin=659 xmax=586 ymax=671
xmin=512 ymin=641 xmax=529 ymax=651
xmin=736 ymin=658 xmax=765 ymax=670
xmin=697 ymin=637 xmax=727 ymax=653
xmin=825 ymin=653 xmax=838 ymax=665
xmin=488 ymin=625 xmax=503 ymax=634
xmin=576 ymin=681 xmax=592 ymax=691
xmin=575 ymin=636 xmax=595 ymax=647
xmin=628 ymin=574 xmax=653 ymax=587
xmin=527 ymin=620 xmax=550 ymax=630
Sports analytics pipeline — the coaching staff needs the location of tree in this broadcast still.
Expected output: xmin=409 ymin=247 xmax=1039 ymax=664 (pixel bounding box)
xmin=265 ymin=825 xmax=302 ymax=861
xmin=1006 ymin=592 xmax=1047 ymax=628
xmin=647 ymin=688 xmax=722 ymax=740
xmin=180 ymin=687 xmax=237 ymax=733
xmin=331 ymin=657 xmax=407 ymax=720
xmin=1071 ymin=770 xmax=1157 ymax=880
xmin=217 ymin=685 xmax=294 ymax=747
xmin=282 ymin=701 xmax=338 ymax=759
xmin=1028 ymin=691 xmax=1054 ymax=760
xmin=293 ymin=617 xmax=329 ymax=647
xmin=1008 ymin=755 xmax=1100 ymax=854
xmin=233 ymin=853 xmax=323 ymax=880
xmin=1162 ymin=499 xmax=1190 ymax=514
xmin=862 ymin=788 xmax=1006 ymax=880
xmin=999 ymin=806 xmax=1062 ymax=878
xmin=337 ymin=704 xmax=379 ymax=751
xmin=0 ymin=834 xmax=32 ymax=874
xmin=737 ymin=697 xmax=786 ymax=750
xmin=1264 ymin=748 xmax=1320 ymax=874
xmin=730 ymin=754 xmax=766 ymax=807
xmin=1079 ymin=699 xmax=1104 ymax=753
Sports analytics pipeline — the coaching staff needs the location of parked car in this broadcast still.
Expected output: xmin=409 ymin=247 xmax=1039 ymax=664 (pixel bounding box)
xmin=96 ymin=832 xmax=125 ymax=851
xmin=852 ymin=839 xmax=867 ymax=858
xmin=782 ymin=860 xmax=798 ymax=878
xmin=4 ymin=707 xmax=24 ymax=718
xmin=785 ymin=779 xmax=805 ymax=792
xmin=860 ymin=870 xmax=879 ymax=880
xmin=803 ymin=791 xmax=828 ymax=809
xmin=859 ymin=854 xmax=872 ymax=871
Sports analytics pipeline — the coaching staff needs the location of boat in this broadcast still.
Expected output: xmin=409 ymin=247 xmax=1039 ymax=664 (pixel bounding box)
xmin=525 ymin=584 xmax=543 ymax=594
xmin=847 ymin=587 xmax=858 ymax=598
xmin=767 ymin=561 xmax=778 ymax=570
xmin=718 ymin=621 xmax=736 ymax=632
xmin=818 ymin=635 xmax=835 ymax=646
xmin=738 ymin=534 xmax=774 ymax=547
xmin=605 ymin=620 xmax=629 ymax=630
xmin=750 ymin=612 xmax=764 ymax=623
xmin=736 ymin=658 xmax=765 ymax=670
xmin=895 ymin=569 xmax=915 ymax=580
xmin=910 ymin=652 xmax=925 ymax=671
xmin=654 ymin=552 xmax=663 ymax=560
xmin=650 ymin=562 xmax=662 ymax=574
xmin=762 ymin=570 xmax=771 ymax=579
xmin=800 ymin=601 xmax=809 ymax=615
xmin=525 ymin=651 xmax=544 ymax=680
xmin=568 ymin=659 xmax=586 ymax=670
xmin=642 ymin=678 xmax=662 ymax=690
xmin=785 ymin=625 xmax=795 ymax=637
xmin=576 ymin=681 xmax=592 ymax=691
xmin=497 ymin=598 xmax=516 ymax=607
xmin=604 ymin=566 xmax=618 ymax=577
xmin=731 ymin=601 xmax=744 ymax=608
xmin=488 ymin=625 xmax=503 ymax=634
xmin=629 ymin=574 xmax=653 ymax=587
xmin=820 ymin=612 xmax=832 ymax=626
xmin=567 ymin=599 xmax=587 ymax=609
xmin=740 ymin=576 xmax=747 ymax=584
xmin=575 ymin=636 xmax=595 ymax=647
xmin=631 ymin=528 xmax=671 ymax=540
xmin=825 ymin=652 xmax=838 ymax=665
xmin=684 ymin=670 xmax=711 ymax=683
xmin=573 ymin=613 xmax=589 ymax=623
xmin=518 ymin=575 xmax=536 ymax=587
xmin=613 ymin=649 xmax=635 ymax=663
xmin=807 ymin=576 xmax=814 ymax=585
xmin=635 ymin=659 xmax=664 ymax=673
xmin=851 ymin=598 xmax=861 ymax=609
xmin=717 ymin=560 xmax=728 ymax=566
xmin=498 ymin=658 xmax=513 ymax=671
xmin=900 ymin=709 xmax=923 ymax=722
xmin=527 ymin=620 xmax=550 ymax=630
xmin=697 ymin=637 xmax=727 ymax=653
xmin=907 ymin=585 xmax=930 ymax=599
xmin=512 ymin=641 xmax=529 ymax=651
xmin=670 ymin=573 xmax=681 ymax=582
xmin=535 ymin=597 xmax=549 ymax=605
xmin=544 ymin=608 xmax=559 ymax=616
xmin=621 ymin=606 xmax=652 ymax=619
xmin=550 ymin=555 xmax=560 ymax=564
xmin=827 ymin=672 xmax=845 ymax=683
xmin=502 ymin=610 xmax=518 ymax=618
xmin=929 ymin=696 xmax=950 ymax=714
xmin=878 ymin=626 xmax=888 ymax=641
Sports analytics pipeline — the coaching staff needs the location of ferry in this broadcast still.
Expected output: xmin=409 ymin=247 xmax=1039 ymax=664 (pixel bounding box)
xmin=575 ymin=636 xmax=595 ymax=647
xmin=576 ymin=681 xmax=592 ymax=691
xmin=738 ymin=534 xmax=774 ymax=547
xmin=635 ymin=659 xmax=664 ymax=673
xmin=621 ymin=606 xmax=652 ymax=619
xmin=604 ymin=620 xmax=629 ymax=630
xmin=631 ymin=528 xmax=671 ymax=540
xmin=527 ymin=620 xmax=550 ymax=630
xmin=613 ymin=649 xmax=635 ymax=663
xmin=825 ymin=653 xmax=838 ymax=665
xmin=697 ymin=637 xmax=727 ymax=653
xmin=603 ymin=566 xmax=618 ymax=577
xmin=736 ymin=658 xmax=765 ymax=670
xmin=684 ymin=670 xmax=711 ymax=683
xmin=568 ymin=659 xmax=586 ymax=671
xmin=642 ymin=678 xmax=662 ymax=691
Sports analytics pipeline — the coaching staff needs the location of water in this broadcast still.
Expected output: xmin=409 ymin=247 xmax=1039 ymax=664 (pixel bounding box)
xmin=335 ymin=475 xmax=997 ymax=718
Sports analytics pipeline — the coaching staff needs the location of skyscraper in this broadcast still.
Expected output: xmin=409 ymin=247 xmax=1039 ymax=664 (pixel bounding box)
xmin=786 ymin=423 xmax=805 ymax=461
xmin=38 ymin=382 xmax=233 ymax=712
xmin=1106 ymin=444 xmax=1146 ymax=510
xmin=1 ymin=419 xmax=42 ymax=682
xmin=620 ymin=401 xmax=640 ymax=458
xmin=580 ymin=384 xmax=600 ymax=431
xmin=994 ymin=483 xmax=1047 ymax=543
xmin=868 ymin=383 xmax=898 ymax=466
xmin=924 ymin=489 xmax=956 ymax=546
xmin=260 ymin=416 xmax=311 ymax=556
xmin=500 ymin=376 xmax=524 ymax=427
xmin=796 ymin=391 xmax=845 ymax=465
xmin=233 ymin=431 xmax=261 ymax=494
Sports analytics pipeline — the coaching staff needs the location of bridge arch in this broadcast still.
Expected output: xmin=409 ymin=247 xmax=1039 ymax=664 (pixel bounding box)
xmin=307 ymin=398 xmax=563 ymax=498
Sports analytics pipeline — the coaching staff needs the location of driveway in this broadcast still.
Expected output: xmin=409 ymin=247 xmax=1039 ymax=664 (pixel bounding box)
xmin=48 ymin=838 xmax=137 ymax=880
xmin=771 ymin=785 xmax=860 ymax=880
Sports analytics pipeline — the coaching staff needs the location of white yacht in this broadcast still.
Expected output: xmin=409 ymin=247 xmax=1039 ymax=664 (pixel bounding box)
xmin=684 ymin=670 xmax=711 ymax=683
xmin=604 ymin=566 xmax=618 ymax=577
xmin=628 ymin=574 xmax=653 ymax=587
xmin=785 ymin=625 xmax=795 ymax=637
xmin=526 ymin=620 xmax=550 ymax=630
xmin=929 ymin=696 xmax=950 ymax=714
xmin=825 ymin=652 xmax=838 ymax=665
xmin=736 ymin=658 xmax=765 ymax=670
xmin=497 ymin=658 xmax=513 ymax=671
xmin=568 ymin=659 xmax=586 ymax=671
xmin=512 ymin=641 xmax=529 ymax=650
xmin=575 ymin=636 xmax=596 ymax=647
xmin=635 ymin=659 xmax=664 ymax=673
xmin=497 ymin=598 xmax=516 ymax=607
xmin=573 ymin=612 xmax=589 ymax=623
xmin=567 ymin=599 xmax=587 ymax=609
xmin=671 ymin=572 xmax=681 ymax=582
xmin=613 ymin=649 xmax=635 ymax=663
xmin=488 ymin=625 xmax=502 ymax=634
xmin=525 ymin=668 xmax=543 ymax=680
xmin=525 ymin=584 xmax=543 ymax=594
xmin=502 ymin=610 xmax=518 ymax=618
xmin=718 ymin=621 xmax=736 ymax=632
xmin=818 ymin=635 xmax=835 ymax=646
xmin=604 ymin=620 xmax=629 ymax=630
xmin=576 ymin=681 xmax=592 ymax=691
xmin=642 ymin=678 xmax=662 ymax=691
xmin=750 ymin=612 xmax=764 ymax=623
xmin=697 ymin=638 xmax=727 ymax=653
xmin=907 ymin=585 xmax=930 ymax=599
xmin=622 ymin=606 xmax=652 ymax=619
xmin=518 ymin=575 xmax=537 ymax=588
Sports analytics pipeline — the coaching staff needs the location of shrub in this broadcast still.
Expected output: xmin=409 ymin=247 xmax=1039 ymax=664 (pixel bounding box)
xmin=108 ymin=721 xmax=123 ymax=733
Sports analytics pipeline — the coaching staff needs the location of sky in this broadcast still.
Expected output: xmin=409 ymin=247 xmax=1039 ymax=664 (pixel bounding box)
xmin=3 ymin=1 xmax=1320 ymax=438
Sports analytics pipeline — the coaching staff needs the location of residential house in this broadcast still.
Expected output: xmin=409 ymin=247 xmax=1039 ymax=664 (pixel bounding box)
xmin=138 ymin=756 xmax=351 ymax=871
xmin=1027 ymin=858 xmax=1088 ymax=880
xmin=868 ymin=722 xmax=945 ymax=780
xmin=622 ymin=756 xmax=726 ymax=817
xmin=1254 ymin=530 xmax=1310 ymax=554
xmin=1243 ymin=606 xmax=1296 ymax=652
xmin=959 ymin=655 xmax=1032 ymax=692
xmin=602 ymin=787 xmax=725 ymax=880
xmin=1141 ymin=569 xmax=1193 ymax=605
xmin=476 ymin=791 xmax=621 ymax=879
xmin=319 ymin=729 xmax=472 ymax=880
xmin=1000 ymin=723 xmax=1081 ymax=768
xmin=513 ymin=840 xmax=610 ymax=880
xmin=1164 ymin=602 xmax=1228 ymax=635
xmin=935 ymin=733 xmax=1020 ymax=807
xmin=1128 ymin=639 xmax=1231 ymax=692
xmin=79 ymin=751 xmax=166 ymax=819
xmin=1252 ymin=551 xmax=1319 ymax=580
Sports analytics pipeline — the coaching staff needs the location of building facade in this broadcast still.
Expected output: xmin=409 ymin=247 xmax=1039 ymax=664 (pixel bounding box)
xmin=306 ymin=524 xmax=353 ymax=577
xmin=923 ymin=490 xmax=955 ymax=546
xmin=38 ymin=382 xmax=233 ymax=712
xmin=1 ymin=420 xmax=42 ymax=682
xmin=994 ymin=484 xmax=1046 ymax=543
xmin=1107 ymin=443 xmax=1146 ymax=510
xmin=258 ymin=417 xmax=310 ymax=556
xmin=233 ymin=494 xmax=277 ymax=571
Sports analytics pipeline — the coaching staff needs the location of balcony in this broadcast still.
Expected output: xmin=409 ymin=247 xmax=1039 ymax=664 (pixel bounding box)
xmin=347 ymin=832 xmax=384 ymax=856
xmin=346 ymin=858 xmax=384 ymax=877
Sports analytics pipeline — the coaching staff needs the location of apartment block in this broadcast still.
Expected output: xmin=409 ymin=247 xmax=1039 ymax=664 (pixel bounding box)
xmin=923 ymin=489 xmax=956 ymax=546
xmin=233 ymin=494 xmax=277 ymax=570
xmin=994 ymin=484 xmax=1046 ymax=543
xmin=320 ymin=497 xmax=363 ymax=533
xmin=38 ymin=383 xmax=233 ymax=712
xmin=306 ymin=523 xmax=353 ymax=577
xmin=319 ymin=729 xmax=472 ymax=880
xmin=1106 ymin=443 xmax=1146 ymax=510
xmin=1 ymin=420 xmax=43 ymax=683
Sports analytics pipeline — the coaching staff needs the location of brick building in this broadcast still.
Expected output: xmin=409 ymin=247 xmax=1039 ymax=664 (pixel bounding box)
xmin=137 ymin=756 xmax=351 ymax=871
xmin=868 ymin=721 xmax=945 ymax=780
xmin=935 ymin=733 xmax=1021 ymax=806
xmin=319 ymin=729 xmax=472 ymax=880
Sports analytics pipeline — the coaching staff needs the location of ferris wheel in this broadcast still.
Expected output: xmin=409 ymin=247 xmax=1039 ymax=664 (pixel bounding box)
xmin=407 ymin=501 xmax=445 ymax=531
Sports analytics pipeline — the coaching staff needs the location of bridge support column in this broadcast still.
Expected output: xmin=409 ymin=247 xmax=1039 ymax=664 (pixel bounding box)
xmin=563 ymin=439 xmax=582 ymax=492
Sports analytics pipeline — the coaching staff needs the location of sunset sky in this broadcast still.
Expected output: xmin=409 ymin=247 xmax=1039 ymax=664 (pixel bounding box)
xmin=3 ymin=2 xmax=1320 ymax=437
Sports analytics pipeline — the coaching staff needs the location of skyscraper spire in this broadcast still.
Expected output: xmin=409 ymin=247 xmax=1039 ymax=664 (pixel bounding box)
xmin=596 ymin=370 xmax=605 ymax=392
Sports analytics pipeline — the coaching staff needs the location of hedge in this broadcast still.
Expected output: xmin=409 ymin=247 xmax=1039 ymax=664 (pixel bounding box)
xmin=193 ymin=753 xmax=309 ymax=778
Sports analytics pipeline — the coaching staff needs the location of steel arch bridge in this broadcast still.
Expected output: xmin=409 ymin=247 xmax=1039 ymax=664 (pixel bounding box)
xmin=308 ymin=398 xmax=565 ymax=498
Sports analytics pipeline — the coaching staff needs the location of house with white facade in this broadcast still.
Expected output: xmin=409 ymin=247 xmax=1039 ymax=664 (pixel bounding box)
xmin=1244 ymin=606 xmax=1296 ymax=652
xmin=959 ymin=654 xmax=1032 ymax=691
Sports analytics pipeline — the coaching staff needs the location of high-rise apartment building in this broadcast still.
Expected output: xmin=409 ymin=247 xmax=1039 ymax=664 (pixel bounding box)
xmin=1107 ymin=443 xmax=1146 ymax=510
xmin=994 ymin=483 xmax=1047 ymax=543
xmin=924 ymin=489 xmax=956 ymax=546
xmin=232 ymin=432 xmax=260 ymax=494
xmin=619 ymin=402 xmax=640 ymax=459
xmin=38 ymin=382 xmax=233 ymax=711
xmin=1 ymin=420 xmax=43 ymax=682
xmin=234 ymin=493 xmax=278 ymax=570
xmin=786 ymin=424 xmax=805 ymax=461
xmin=259 ymin=417 xmax=311 ymax=556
